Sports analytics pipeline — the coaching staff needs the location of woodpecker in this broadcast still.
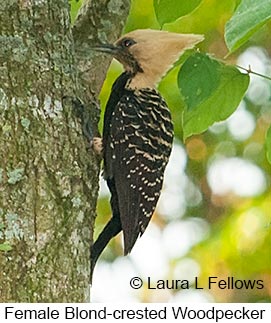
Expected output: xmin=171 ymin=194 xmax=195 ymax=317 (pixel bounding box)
xmin=91 ymin=29 xmax=203 ymax=273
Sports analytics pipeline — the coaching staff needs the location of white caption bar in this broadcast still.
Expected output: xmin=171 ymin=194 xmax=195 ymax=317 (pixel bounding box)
xmin=0 ymin=303 xmax=270 ymax=322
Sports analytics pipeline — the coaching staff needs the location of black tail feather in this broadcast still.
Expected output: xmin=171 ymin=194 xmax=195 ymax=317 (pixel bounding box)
xmin=90 ymin=215 xmax=122 ymax=282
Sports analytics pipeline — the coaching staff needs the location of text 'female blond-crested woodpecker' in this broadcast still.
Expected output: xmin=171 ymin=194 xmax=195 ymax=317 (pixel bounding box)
xmin=91 ymin=29 xmax=204 ymax=274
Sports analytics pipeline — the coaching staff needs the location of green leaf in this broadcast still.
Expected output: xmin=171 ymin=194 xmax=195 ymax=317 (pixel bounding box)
xmin=154 ymin=0 xmax=202 ymax=26
xmin=225 ymin=0 xmax=271 ymax=53
xmin=0 ymin=243 xmax=12 ymax=252
xmin=265 ymin=125 xmax=271 ymax=164
xmin=179 ymin=53 xmax=221 ymax=111
xmin=69 ymin=0 xmax=83 ymax=24
xmin=178 ymin=53 xmax=250 ymax=140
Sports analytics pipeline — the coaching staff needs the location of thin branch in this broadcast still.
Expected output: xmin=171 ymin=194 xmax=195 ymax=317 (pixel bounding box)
xmin=236 ymin=64 xmax=271 ymax=81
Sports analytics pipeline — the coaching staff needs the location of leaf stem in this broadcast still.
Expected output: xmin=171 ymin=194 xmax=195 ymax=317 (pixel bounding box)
xmin=236 ymin=64 xmax=271 ymax=81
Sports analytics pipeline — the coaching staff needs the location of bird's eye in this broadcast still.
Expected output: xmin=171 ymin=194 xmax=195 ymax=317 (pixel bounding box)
xmin=121 ymin=38 xmax=136 ymax=48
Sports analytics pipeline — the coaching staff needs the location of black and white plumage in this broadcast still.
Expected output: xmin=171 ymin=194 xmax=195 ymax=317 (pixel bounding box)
xmin=103 ymin=72 xmax=173 ymax=254
xmin=91 ymin=29 xmax=204 ymax=273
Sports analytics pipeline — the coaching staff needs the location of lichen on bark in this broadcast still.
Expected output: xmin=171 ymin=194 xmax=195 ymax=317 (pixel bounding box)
xmin=0 ymin=0 xmax=130 ymax=302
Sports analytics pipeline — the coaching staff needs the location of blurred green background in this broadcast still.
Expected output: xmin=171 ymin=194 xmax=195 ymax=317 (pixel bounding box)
xmin=71 ymin=0 xmax=271 ymax=302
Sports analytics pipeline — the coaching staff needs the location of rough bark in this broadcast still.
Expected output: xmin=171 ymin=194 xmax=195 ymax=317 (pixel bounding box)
xmin=0 ymin=0 xmax=129 ymax=302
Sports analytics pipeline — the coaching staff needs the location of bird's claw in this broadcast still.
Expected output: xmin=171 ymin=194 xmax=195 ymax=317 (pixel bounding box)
xmin=91 ymin=137 xmax=103 ymax=156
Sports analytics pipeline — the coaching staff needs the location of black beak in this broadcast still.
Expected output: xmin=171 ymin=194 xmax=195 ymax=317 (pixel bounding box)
xmin=91 ymin=44 xmax=119 ymax=55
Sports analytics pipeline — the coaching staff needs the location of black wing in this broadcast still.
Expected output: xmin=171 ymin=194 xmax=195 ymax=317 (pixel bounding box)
xmin=105 ymin=87 xmax=173 ymax=254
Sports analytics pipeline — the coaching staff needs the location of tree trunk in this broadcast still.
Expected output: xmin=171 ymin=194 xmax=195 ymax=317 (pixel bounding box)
xmin=0 ymin=0 xmax=129 ymax=302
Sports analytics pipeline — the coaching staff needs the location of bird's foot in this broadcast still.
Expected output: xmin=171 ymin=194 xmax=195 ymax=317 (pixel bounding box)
xmin=91 ymin=137 xmax=103 ymax=156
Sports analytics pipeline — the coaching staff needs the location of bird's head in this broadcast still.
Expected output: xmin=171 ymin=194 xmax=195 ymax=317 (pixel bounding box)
xmin=94 ymin=29 xmax=204 ymax=89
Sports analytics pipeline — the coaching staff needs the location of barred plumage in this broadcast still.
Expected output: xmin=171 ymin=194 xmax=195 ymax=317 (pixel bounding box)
xmin=103 ymin=72 xmax=173 ymax=254
xmin=91 ymin=29 xmax=204 ymax=274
